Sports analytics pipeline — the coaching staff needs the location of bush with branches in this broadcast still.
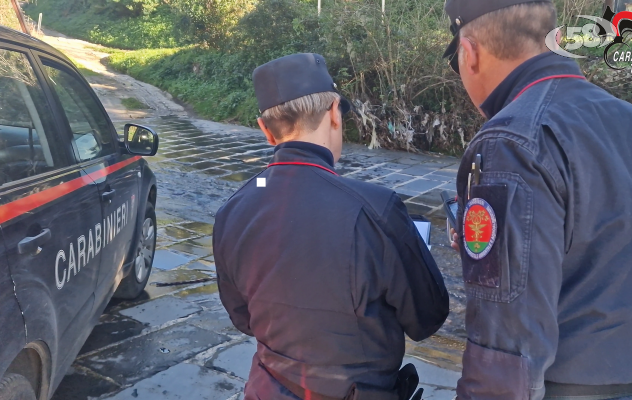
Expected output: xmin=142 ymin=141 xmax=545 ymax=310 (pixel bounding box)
xmin=25 ymin=0 xmax=631 ymax=155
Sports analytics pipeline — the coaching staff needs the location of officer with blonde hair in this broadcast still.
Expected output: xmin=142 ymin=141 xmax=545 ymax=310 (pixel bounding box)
xmin=213 ymin=53 xmax=449 ymax=400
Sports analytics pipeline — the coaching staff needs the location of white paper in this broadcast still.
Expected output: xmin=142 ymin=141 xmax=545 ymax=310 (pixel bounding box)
xmin=413 ymin=221 xmax=431 ymax=250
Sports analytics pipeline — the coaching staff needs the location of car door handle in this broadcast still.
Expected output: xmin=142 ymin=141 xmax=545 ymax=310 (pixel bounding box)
xmin=18 ymin=229 xmax=52 ymax=255
xmin=101 ymin=189 xmax=116 ymax=202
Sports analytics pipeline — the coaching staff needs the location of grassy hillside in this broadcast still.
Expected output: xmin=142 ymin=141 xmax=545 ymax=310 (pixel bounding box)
xmin=24 ymin=1 xmax=188 ymax=49
xmin=108 ymin=48 xmax=259 ymax=126
xmin=25 ymin=0 xmax=628 ymax=155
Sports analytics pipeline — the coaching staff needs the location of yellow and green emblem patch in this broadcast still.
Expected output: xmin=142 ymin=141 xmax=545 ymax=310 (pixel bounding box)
xmin=463 ymin=198 xmax=497 ymax=260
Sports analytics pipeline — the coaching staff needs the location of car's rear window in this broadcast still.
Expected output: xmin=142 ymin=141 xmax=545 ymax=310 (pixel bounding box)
xmin=0 ymin=49 xmax=62 ymax=186
xmin=43 ymin=62 xmax=116 ymax=162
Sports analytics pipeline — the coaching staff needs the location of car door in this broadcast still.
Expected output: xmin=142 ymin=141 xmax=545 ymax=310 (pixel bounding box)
xmin=0 ymin=236 xmax=28 ymax=379
xmin=0 ymin=45 xmax=103 ymax=375
xmin=36 ymin=55 xmax=141 ymax=308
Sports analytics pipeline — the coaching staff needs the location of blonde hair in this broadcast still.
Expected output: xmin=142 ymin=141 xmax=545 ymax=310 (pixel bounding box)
xmin=460 ymin=2 xmax=557 ymax=60
xmin=261 ymin=91 xmax=340 ymax=139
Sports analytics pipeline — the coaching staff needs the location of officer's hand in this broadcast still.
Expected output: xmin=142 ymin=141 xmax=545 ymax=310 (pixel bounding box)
xmin=450 ymin=228 xmax=460 ymax=252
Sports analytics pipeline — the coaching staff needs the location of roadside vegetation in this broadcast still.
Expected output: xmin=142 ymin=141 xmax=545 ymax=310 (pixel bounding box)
xmin=0 ymin=1 xmax=22 ymax=31
xmin=66 ymin=56 xmax=100 ymax=77
xmin=121 ymin=97 xmax=151 ymax=110
xmin=23 ymin=0 xmax=629 ymax=155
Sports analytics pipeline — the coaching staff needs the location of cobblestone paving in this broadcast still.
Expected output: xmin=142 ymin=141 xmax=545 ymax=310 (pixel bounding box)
xmin=130 ymin=116 xmax=460 ymax=220
xmin=129 ymin=116 xmax=466 ymax=336
xmin=50 ymin=117 xmax=465 ymax=400
xmin=35 ymin=27 xmax=468 ymax=400
xmin=47 ymin=35 xmax=467 ymax=395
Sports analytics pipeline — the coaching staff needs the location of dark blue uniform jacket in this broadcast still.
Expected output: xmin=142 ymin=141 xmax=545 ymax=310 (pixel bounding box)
xmin=455 ymin=52 xmax=632 ymax=400
xmin=214 ymin=142 xmax=449 ymax=400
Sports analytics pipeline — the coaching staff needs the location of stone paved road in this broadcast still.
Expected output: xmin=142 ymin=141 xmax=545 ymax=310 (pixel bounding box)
xmin=40 ymin=30 xmax=466 ymax=400
xmin=126 ymin=116 xmax=466 ymax=339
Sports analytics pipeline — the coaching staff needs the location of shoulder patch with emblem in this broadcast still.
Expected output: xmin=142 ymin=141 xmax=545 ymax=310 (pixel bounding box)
xmin=463 ymin=198 xmax=497 ymax=260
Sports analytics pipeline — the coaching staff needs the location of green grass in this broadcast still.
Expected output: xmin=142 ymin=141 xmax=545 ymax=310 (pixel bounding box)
xmin=71 ymin=60 xmax=100 ymax=77
xmin=24 ymin=2 xmax=188 ymax=50
xmin=77 ymin=66 xmax=99 ymax=77
xmin=85 ymin=44 xmax=126 ymax=56
xmin=108 ymin=47 xmax=260 ymax=126
xmin=62 ymin=55 xmax=101 ymax=77
xmin=26 ymin=0 xmax=260 ymax=126
xmin=27 ymin=0 xmax=630 ymax=156
xmin=106 ymin=48 xmax=180 ymax=71
xmin=121 ymin=97 xmax=150 ymax=110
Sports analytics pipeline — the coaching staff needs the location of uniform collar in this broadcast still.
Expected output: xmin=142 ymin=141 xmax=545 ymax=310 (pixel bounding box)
xmin=480 ymin=52 xmax=583 ymax=119
xmin=272 ymin=141 xmax=336 ymax=168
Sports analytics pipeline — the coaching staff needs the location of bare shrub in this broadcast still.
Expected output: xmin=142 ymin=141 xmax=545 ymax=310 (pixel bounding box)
xmin=310 ymin=0 xmax=481 ymax=154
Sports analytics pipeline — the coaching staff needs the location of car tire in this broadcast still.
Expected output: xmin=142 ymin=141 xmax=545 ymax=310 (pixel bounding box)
xmin=0 ymin=374 xmax=37 ymax=400
xmin=113 ymin=202 xmax=156 ymax=300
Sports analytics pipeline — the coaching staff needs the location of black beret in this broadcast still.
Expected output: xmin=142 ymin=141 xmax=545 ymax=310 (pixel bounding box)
xmin=443 ymin=0 xmax=553 ymax=72
xmin=253 ymin=53 xmax=352 ymax=114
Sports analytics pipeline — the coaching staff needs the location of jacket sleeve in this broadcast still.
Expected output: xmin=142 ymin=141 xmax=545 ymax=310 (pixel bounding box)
xmin=354 ymin=194 xmax=449 ymax=341
xmin=455 ymin=136 xmax=566 ymax=400
xmin=213 ymin=227 xmax=254 ymax=336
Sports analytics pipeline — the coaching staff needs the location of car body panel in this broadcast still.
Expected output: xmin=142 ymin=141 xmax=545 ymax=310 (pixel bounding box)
xmin=0 ymin=26 xmax=158 ymax=398
xmin=82 ymin=155 xmax=141 ymax=306
xmin=0 ymin=235 xmax=27 ymax=378
xmin=1 ymin=166 xmax=103 ymax=392
xmin=33 ymin=52 xmax=142 ymax=310
xmin=118 ymin=157 xmax=156 ymax=283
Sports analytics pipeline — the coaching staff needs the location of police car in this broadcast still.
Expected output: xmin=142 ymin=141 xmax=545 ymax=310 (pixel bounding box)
xmin=0 ymin=27 xmax=159 ymax=399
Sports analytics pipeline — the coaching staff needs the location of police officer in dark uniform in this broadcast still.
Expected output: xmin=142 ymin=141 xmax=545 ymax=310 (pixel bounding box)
xmin=442 ymin=0 xmax=632 ymax=398
xmin=213 ymin=53 xmax=449 ymax=400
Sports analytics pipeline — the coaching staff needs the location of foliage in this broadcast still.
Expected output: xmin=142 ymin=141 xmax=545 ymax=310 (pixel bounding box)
xmin=0 ymin=1 xmax=22 ymax=31
xmin=121 ymin=97 xmax=150 ymax=109
xmin=581 ymin=59 xmax=632 ymax=103
xmin=104 ymin=0 xmax=480 ymax=154
xmin=313 ymin=0 xmax=479 ymax=153
xmin=66 ymin=56 xmax=100 ymax=76
xmin=107 ymin=0 xmax=163 ymax=16
xmin=219 ymin=0 xmax=479 ymax=153
xmin=24 ymin=0 xmax=632 ymax=155
xmin=109 ymin=48 xmax=260 ymax=124
xmin=107 ymin=0 xmax=321 ymax=125
xmin=24 ymin=0 xmax=189 ymax=49
xmin=170 ymin=0 xmax=258 ymax=49
xmin=554 ymin=0 xmax=602 ymax=24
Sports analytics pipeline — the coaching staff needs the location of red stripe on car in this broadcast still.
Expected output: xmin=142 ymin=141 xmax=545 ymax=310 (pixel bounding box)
xmin=0 ymin=156 xmax=141 ymax=225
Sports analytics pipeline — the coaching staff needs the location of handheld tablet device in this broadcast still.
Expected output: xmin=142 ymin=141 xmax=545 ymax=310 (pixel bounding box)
xmin=441 ymin=191 xmax=458 ymax=243
xmin=409 ymin=214 xmax=431 ymax=250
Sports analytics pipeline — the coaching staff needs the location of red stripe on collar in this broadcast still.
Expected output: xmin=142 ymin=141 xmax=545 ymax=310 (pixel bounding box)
xmin=513 ymin=74 xmax=586 ymax=101
xmin=267 ymin=162 xmax=338 ymax=176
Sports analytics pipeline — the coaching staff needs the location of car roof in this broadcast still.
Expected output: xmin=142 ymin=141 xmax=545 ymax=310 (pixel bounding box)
xmin=0 ymin=25 xmax=71 ymax=63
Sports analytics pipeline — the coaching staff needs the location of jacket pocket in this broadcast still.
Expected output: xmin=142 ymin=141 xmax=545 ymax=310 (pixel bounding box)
xmin=457 ymin=340 xmax=529 ymax=400
xmin=459 ymin=171 xmax=533 ymax=303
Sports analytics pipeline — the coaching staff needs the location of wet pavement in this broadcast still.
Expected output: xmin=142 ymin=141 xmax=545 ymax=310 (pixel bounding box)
xmin=138 ymin=116 xmax=466 ymax=341
xmin=50 ymin=116 xmax=464 ymax=400
xmin=42 ymin=29 xmax=466 ymax=400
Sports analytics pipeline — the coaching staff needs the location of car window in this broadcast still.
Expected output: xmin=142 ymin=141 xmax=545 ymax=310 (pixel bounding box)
xmin=42 ymin=61 xmax=116 ymax=162
xmin=0 ymin=49 xmax=64 ymax=186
